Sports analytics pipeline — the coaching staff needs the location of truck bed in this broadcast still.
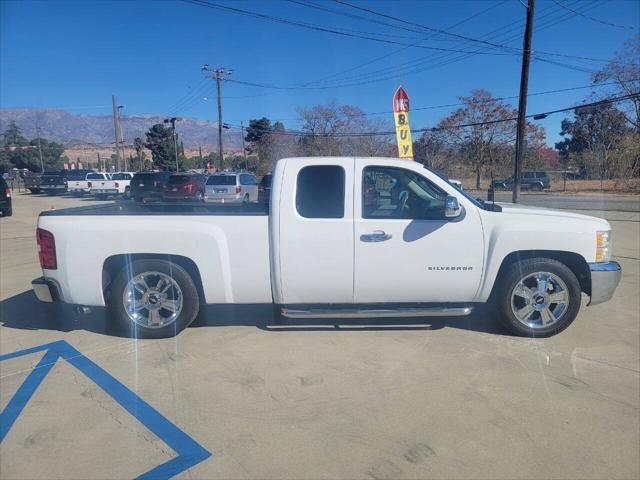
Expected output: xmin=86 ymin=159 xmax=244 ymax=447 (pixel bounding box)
xmin=40 ymin=201 xmax=269 ymax=217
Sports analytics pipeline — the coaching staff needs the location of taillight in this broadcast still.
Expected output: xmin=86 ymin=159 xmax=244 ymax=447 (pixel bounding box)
xmin=5 ymin=188 xmax=11 ymax=197
xmin=186 ymin=183 xmax=194 ymax=193
xmin=235 ymin=186 xmax=241 ymax=194
xmin=87 ymin=182 xmax=92 ymax=188
xmin=114 ymin=182 xmax=119 ymax=188
xmin=36 ymin=228 xmax=57 ymax=270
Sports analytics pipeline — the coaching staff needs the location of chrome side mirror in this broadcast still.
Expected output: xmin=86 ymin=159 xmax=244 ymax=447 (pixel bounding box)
xmin=444 ymin=195 xmax=462 ymax=218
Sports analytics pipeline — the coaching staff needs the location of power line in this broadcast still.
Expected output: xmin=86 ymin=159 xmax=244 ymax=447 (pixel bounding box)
xmin=551 ymin=0 xmax=636 ymax=30
xmin=179 ymin=0 xmax=518 ymax=56
xmin=224 ymin=80 xmax=632 ymax=123
xmin=211 ymin=0 xmax=611 ymax=94
xmin=226 ymin=93 xmax=639 ymax=137
xmin=330 ymin=0 xmax=618 ymax=64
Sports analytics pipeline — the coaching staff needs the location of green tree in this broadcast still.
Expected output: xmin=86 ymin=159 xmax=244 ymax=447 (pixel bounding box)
xmin=144 ymin=124 xmax=184 ymax=171
xmin=244 ymin=117 xmax=274 ymax=153
xmin=1 ymin=121 xmax=64 ymax=171
xmin=133 ymin=137 xmax=147 ymax=171
xmin=555 ymin=103 xmax=633 ymax=180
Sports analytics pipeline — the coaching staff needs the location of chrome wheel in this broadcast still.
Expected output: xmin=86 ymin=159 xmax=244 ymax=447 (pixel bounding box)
xmin=510 ymin=271 xmax=570 ymax=329
xmin=123 ymin=271 xmax=183 ymax=329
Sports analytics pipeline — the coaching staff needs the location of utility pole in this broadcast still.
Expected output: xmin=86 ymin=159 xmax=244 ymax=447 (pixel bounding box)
xmin=97 ymin=152 xmax=101 ymax=172
xmin=35 ymin=122 xmax=44 ymax=172
xmin=202 ymin=65 xmax=233 ymax=170
xmin=112 ymin=95 xmax=121 ymax=171
xmin=512 ymin=0 xmax=535 ymax=204
xmin=117 ymin=105 xmax=126 ymax=171
xmin=164 ymin=117 xmax=182 ymax=172
xmin=240 ymin=120 xmax=248 ymax=171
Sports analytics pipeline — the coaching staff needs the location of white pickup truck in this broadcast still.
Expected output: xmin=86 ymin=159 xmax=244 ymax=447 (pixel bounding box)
xmin=68 ymin=172 xmax=110 ymax=196
xmin=91 ymin=172 xmax=134 ymax=199
xmin=32 ymin=157 xmax=621 ymax=338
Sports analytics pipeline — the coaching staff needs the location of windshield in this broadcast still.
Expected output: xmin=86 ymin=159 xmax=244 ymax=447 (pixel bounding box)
xmin=86 ymin=173 xmax=104 ymax=180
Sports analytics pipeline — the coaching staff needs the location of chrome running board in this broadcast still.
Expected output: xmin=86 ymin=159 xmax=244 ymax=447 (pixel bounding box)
xmin=281 ymin=306 xmax=473 ymax=319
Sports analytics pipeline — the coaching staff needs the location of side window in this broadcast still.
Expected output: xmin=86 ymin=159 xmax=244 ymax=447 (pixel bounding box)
xmin=239 ymin=174 xmax=247 ymax=185
xmin=362 ymin=166 xmax=446 ymax=220
xmin=296 ymin=165 xmax=345 ymax=219
xmin=524 ymin=172 xmax=534 ymax=179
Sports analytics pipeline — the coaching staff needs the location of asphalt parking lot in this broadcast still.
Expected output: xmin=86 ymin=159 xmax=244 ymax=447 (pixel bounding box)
xmin=1 ymin=192 xmax=638 ymax=479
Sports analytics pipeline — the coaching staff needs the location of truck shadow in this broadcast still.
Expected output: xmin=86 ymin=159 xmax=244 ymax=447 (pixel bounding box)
xmin=0 ymin=291 xmax=506 ymax=337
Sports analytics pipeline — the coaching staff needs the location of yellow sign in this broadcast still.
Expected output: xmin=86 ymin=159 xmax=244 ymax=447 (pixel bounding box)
xmin=394 ymin=111 xmax=413 ymax=159
xmin=393 ymin=86 xmax=413 ymax=159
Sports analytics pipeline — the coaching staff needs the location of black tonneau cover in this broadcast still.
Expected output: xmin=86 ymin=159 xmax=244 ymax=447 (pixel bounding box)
xmin=40 ymin=201 xmax=269 ymax=217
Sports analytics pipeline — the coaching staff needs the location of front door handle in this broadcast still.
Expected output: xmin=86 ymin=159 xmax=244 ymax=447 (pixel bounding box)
xmin=360 ymin=230 xmax=392 ymax=242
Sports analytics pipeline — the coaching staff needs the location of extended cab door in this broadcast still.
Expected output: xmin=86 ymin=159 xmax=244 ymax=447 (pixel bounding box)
xmin=273 ymin=158 xmax=354 ymax=304
xmin=354 ymin=159 xmax=484 ymax=303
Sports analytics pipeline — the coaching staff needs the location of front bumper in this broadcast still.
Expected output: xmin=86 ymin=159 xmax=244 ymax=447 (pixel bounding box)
xmin=32 ymin=277 xmax=61 ymax=303
xmin=588 ymin=261 xmax=622 ymax=306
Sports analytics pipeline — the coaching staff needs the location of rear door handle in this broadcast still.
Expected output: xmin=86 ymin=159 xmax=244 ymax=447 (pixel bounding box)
xmin=360 ymin=230 xmax=392 ymax=242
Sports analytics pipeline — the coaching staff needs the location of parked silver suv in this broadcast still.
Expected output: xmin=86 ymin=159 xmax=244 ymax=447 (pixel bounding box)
xmin=205 ymin=172 xmax=258 ymax=204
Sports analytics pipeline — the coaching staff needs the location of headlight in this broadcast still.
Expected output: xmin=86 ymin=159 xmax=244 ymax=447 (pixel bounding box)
xmin=596 ymin=230 xmax=611 ymax=262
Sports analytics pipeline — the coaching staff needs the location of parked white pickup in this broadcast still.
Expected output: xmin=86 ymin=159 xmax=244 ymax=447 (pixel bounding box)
xmin=32 ymin=157 xmax=621 ymax=338
xmin=69 ymin=172 xmax=110 ymax=196
xmin=91 ymin=172 xmax=134 ymax=198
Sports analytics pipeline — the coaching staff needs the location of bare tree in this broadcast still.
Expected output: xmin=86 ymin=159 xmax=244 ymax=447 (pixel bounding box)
xmin=297 ymin=102 xmax=391 ymax=157
xmin=592 ymin=35 xmax=640 ymax=130
xmin=436 ymin=89 xmax=545 ymax=188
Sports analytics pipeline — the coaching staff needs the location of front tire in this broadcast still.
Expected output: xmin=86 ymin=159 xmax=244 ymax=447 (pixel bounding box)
xmin=109 ymin=259 xmax=200 ymax=338
xmin=495 ymin=258 xmax=581 ymax=337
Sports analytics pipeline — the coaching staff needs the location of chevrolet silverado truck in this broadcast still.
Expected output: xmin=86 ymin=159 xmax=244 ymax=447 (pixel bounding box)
xmin=31 ymin=157 xmax=621 ymax=338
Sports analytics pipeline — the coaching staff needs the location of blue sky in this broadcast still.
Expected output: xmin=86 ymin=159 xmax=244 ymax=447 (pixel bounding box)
xmin=1 ymin=0 xmax=638 ymax=144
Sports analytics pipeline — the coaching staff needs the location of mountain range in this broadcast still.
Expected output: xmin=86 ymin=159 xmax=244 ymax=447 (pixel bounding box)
xmin=0 ymin=108 xmax=243 ymax=151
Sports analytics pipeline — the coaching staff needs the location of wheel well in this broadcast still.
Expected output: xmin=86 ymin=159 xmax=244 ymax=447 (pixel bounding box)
xmin=493 ymin=250 xmax=591 ymax=296
xmin=102 ymin=254 xmax=205 ymax=305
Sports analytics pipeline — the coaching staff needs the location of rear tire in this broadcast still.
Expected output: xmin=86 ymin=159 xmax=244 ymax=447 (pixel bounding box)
xmin=495 ymin=258 xmax=581 ymax=337
xmin=109 ymin=259 xmax=200 ymax=338
xmin=531 ymin=184 xmax=543 ymax=192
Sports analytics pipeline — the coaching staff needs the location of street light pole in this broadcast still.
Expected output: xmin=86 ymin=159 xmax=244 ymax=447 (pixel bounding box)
xmin=512 ymin=0 xmax=535 ymax=204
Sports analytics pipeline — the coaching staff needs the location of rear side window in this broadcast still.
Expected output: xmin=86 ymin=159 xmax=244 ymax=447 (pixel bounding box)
xmin=296 ymin=165 xmax=345 ymax=219
xmin=168 ymin=175 xmax=190 ymax=185
xmin=207 ymin=175 xmax=237 ymax=186
xmin=132 ymin=173 xmax=153 ymax=182
xmin=260 ymin=174 xmax=272 ymax=187
xmin=240 ymin=174 xmax=256 ymax=185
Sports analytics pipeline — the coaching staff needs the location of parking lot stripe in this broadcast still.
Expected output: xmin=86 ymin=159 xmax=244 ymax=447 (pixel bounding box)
xmin=0 ymin=340 xmax=211 ymax=479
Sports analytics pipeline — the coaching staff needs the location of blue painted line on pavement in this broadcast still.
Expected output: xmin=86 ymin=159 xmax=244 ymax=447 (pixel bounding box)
xmin=0 ymin=340 xmax=211 ymax=479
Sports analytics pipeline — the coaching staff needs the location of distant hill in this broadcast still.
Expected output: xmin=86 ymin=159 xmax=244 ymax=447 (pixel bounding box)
xmin=0 ymin=108 xmax=243 ymax=151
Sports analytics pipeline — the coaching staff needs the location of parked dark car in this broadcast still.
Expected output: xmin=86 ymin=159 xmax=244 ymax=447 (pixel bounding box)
xmin=22 ymin=172 xmax=42 ymax=193
xmin=130 ymin=171 xmax=172 ymax=202
xmin=40 ymin=171 xmax=68 ymax=195
xmin=163 ymin=173 xmax=207 ymax=202
xmin=0 ymin=177 xmax=12 ymax=217
xmin=258 ymin=173 xmax=272 ymax=205
xmin=492 ymin=171 xmax=550 ymax=191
